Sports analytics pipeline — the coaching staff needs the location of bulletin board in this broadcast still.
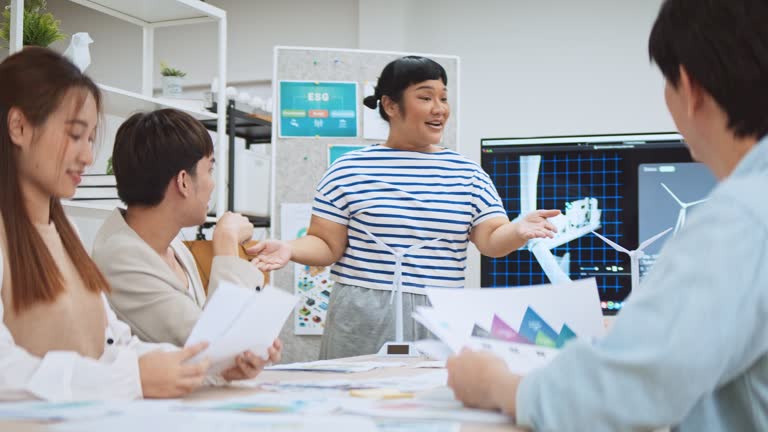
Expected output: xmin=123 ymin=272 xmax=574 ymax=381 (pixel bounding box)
xmin=269 ymin=46 xmax=460 ymax=359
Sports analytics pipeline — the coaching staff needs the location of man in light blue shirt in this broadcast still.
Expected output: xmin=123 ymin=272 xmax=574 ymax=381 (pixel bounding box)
xmin=446 ymin=0 xmax=768 ymax=430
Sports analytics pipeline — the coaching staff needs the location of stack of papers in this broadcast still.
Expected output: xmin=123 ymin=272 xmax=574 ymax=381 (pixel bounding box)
xmin=413 ymin=278 xmax=605 ymax=374
xmin=185 ymin=282 xmax=299 ymax=373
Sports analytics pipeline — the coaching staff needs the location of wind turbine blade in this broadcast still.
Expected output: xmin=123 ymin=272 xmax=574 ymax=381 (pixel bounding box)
xmin=674 ymin=209 xmax=684 ymax=235
xmin=531 ymin=244 xmax=571 ymax=283
xmin=687 ymin=198 xmax=709 ymax=207
xmin=680 ymin=208 xmax=687 ymax=230
xmin=591 ymin=231 xmax=630 ymax=254
xmin=638 ymin=227 xmax=673 ymax=251
xmin=661 ymin=183 xmax=685 ymax=207
xmin=556 ymin=252 xmax=571 ymax=274
xmin=519 ymin=155 xmax=541 ymax=214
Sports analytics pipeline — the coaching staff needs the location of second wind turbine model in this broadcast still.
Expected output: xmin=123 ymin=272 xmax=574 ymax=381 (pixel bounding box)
xmin=661 ymin=182 xmax=709 ymax=234
xmin=591 ymin=228 xmax=673 ymax=292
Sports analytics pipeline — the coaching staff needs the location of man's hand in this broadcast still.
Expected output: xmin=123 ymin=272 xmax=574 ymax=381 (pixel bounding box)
xmin=446 ymin=348 xmax=521 ymax=415
xmin=213 ymin=212 xmax=254 ymax=256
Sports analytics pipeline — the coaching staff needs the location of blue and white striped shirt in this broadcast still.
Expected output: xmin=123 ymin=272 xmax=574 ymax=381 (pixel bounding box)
xmin=312 ymin=145 xmax=507 ymax=292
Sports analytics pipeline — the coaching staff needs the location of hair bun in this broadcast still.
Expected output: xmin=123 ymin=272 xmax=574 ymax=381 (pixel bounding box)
xmin=363 ymin=95 xmax=378 ymax=109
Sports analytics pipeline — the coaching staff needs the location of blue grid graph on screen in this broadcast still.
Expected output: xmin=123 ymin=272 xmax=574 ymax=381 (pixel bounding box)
xmin=485 ymin=152 xmax=627 ymax=294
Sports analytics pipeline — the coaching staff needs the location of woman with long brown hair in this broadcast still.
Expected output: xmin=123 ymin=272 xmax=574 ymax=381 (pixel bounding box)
xmin=0 ymin=47 xmax=211 ymax=401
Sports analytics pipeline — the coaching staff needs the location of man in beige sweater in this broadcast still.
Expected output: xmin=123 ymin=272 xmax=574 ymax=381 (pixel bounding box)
xmin=93 ymin=109 xmax=280 ymax=381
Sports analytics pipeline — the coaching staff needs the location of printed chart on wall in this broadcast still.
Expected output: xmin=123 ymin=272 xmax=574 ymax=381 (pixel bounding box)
xmin=279 ymin=81 xmax=358 ymax=138
xmin=281 ymin=203 xmax=334 ymax=335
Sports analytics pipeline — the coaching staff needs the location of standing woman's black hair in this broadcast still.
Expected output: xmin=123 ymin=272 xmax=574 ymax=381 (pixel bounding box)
xmin=363 ymin=56 xmax=448 ymax=122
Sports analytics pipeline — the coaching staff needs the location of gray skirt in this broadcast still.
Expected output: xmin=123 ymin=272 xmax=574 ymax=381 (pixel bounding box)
xmin=318 ymin=282 xmax=432 ymax=360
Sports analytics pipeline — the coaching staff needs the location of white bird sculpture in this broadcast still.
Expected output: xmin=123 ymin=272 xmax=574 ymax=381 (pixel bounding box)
xmin=63 ymin=32 xmax=93 ymax=73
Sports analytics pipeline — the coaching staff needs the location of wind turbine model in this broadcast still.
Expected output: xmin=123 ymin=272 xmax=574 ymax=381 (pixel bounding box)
xmin=516 ymin=155 xmax=602 ymax=283
xmin=591 ymin=228 xmax=672 ymax=292
xmin=660 ymin=183 xmax=709 ymax=234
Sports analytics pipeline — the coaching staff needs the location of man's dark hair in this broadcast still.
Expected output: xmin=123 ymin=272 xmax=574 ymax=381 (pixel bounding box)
xmin=113 ymin=109 xmax=214 ymax=207
xmin=649 ymin=0 xmax=768 ymax=139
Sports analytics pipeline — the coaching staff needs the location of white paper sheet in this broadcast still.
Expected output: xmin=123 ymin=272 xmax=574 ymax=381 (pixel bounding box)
xmin=185 ymin=282 xmax=299 ymax=373
xmin=375 ymin=419 xmax=460 ymax=432
xmin=261 ymin=370 xmax=448 ymax=394
xmin=414 ymin=279 xmax=602 ymax=374
xmin=411 ymin=360 xmax=446 ymax=369
xmin=412 ymin=308 xmax=465 ymax=352
xmin=184 ymin=392 xmax=343 ymax=415
xmin=463 ymin=336 xmax=560 ymax=375
xmin=0 ymin=400 xmax=180 ymax=421
xmin=413 ymin=339 xmax=454 ymax=361
xmin=425 ymin=278 xmax=605 ymax=342
xmin=0 ymin=401 xmax=118 ymax=421
xmin=53 ymin=413 xmax=377 ymax=432
xmin=266 ymin=360 xmax=406 ymax=373
xmin=412 ymin=311 xmax=556 ymax=374
xmin=341 ymin=398 xmax=511 ymax=424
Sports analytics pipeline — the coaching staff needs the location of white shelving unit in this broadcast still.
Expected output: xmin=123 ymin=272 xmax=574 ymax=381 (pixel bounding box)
xmin=8 ymin=0 xmax=229 ymax=216
xmin=99 ymin=84 xmax=217 ymax=120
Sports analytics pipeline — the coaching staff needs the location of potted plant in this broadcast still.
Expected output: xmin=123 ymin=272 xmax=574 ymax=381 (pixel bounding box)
xmin=160 ymin=61 xmax=186 ymax=98
xmin=0 ymin=0 xmax=66 ymax=48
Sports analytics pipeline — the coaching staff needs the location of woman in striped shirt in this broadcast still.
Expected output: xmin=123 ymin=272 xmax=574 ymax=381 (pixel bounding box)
xmin=251 ymin=56 xmax=559 ymax=359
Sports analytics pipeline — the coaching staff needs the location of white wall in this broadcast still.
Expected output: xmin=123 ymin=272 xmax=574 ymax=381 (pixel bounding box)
xmin=402 ymin=0 xmax=673 ymax=149
xmin=358 ymin=0 xmax=407 ymax=52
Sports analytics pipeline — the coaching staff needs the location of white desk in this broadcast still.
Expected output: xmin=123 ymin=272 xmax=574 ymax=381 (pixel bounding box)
xmin=1 ymin=355 xmax=526 ymax=432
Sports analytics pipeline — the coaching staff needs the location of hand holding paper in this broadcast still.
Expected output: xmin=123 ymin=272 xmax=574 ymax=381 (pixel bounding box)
xmin=139 ymin=342 xmax=211 ymax=398
xmin=185 ymin=283 xmax=298 ymax=374
xmin=414 ymin=278 xmax=604 ymax=374
xmin=446 ymin=348 xmax=522 ymax=415
xmin=220 ymin=339 xmax=283 ymax=381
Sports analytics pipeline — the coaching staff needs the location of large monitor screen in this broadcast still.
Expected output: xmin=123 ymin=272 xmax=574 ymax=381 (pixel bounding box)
xmin=480 ymin=133 xmax=717 ymax=315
